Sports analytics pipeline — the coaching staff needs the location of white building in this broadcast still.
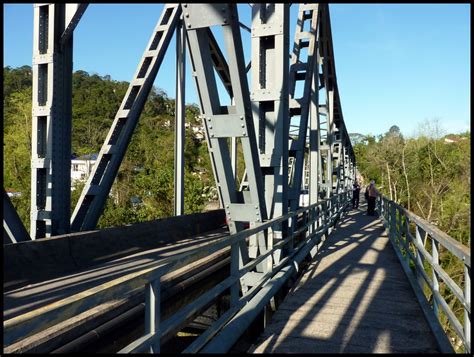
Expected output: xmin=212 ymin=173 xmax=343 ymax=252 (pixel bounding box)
xmin=71 ymin=154 xmax=97 ymax=184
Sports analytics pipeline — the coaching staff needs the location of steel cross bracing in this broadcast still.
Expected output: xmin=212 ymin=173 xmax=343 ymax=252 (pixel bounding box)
xmin=183 ymin=4 xmax=270 ymax=299
xmin=22 ymin=3 xmax=356 ymax=271
xmin=4 ymin=1 xmax=364 ymax=351
xmin=3 ymin=190 xmax=31 ymax=244
xmin=287 ymin=4 xmax=320 ymax=213
xmin=70 ymin=4 xmax=181 ymax=232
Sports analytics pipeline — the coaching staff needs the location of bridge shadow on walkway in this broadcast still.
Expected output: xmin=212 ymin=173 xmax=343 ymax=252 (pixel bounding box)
xmin=249 ymin=200 xmax=440 ymax=353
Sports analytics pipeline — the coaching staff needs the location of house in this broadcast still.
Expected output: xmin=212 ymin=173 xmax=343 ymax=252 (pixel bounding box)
xmin=443 ymin=135 xmax=466 ymax=144
xmin=71 ymin=154 xmax=97 ymax=184
xmin=5 ymin=188 xmax=22 ymax=198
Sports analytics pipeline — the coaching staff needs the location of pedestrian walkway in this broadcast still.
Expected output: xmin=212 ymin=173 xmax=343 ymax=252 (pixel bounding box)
xmin=249 ymin=203 xmax=440 ymax=353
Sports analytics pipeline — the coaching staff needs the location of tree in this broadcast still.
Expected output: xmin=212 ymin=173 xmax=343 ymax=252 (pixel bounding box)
xmin=3 ymin=66 xmax=216 ymax=232
xmin=387 ymin=125 xmax=401 ymax=138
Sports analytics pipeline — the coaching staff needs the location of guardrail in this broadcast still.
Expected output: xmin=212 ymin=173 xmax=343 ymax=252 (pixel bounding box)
xmin=377 ymin=195 xmax=470 ymax=354
xmin=3 ymin=190 xmax=352 ymax=352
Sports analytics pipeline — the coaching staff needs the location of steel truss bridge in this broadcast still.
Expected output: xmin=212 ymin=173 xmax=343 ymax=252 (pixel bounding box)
xmin=3 ymin=3 xmax=471 ymax=354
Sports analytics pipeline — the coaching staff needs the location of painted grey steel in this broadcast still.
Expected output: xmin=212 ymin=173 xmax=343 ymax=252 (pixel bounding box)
xmin=60 ymin=4 xmax=88 ymax=45
xmin=250 ymin=4 xmax=289 ymax=266
xmin=145 ymin=280 xmax=160 ymax=353
xmin=309 ymin=47 xmax=323 ymax=205
xmin=465 ymin=264 xmax=471 ymax=353
xmin=3 ymin=190 xmax=31 ymax=244
xmin=317 ymin=5 xmax=356 ymax=197
xmin=71 ymin=4 xmax=181 ymax=231
xmin=174 ymin=17 xmax=185 ymax=216
xmin=119 ymin=190 xmax=351 ymax=353
xmin=183 ymin=3 xmax=268 ymax=300
xmin=3 ymin=189 xmax=351 ymax=349
xmin=201 ymin=197 xmax=347 ymax=353
xmin=287 ymin=4 xmax=321 ymax=211
xmin=18 ymin=3 xmax=361 ymax=351
xmin=377 ymin=195 xmax=470 ymax=353
xmin=31 ymin=4 xmax=74 ymax=238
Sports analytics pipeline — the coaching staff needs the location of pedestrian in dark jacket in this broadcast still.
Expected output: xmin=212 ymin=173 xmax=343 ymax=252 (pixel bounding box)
xmin=352 ymin=181 xmax=360 ymax=208
xmin=367 ymin=180 xmax=379 ymax=216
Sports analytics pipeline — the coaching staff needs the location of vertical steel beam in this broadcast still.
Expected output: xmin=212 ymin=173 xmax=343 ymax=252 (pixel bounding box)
xmin=183 ymin=3 xmax=267 ymax=297
xmin=174 ymin=17 xmax=186 ymax=216
xmin=251 ymin=3 xmax=289 ymax=266
xmin=325 ymin=88 xmax=334 ymax=198
xmin=309 ymin=61 xmax=322 ymax=205
xmin=31 ymin=4 xmax=73 ymax=238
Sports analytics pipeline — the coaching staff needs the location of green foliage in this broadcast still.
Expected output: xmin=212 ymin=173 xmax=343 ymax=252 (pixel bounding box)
xmin=3 ymin=87 xmax=32 ymax=228
xmin=3 ymin=65 xmax=216 ymax=232
xmin=356 ymin=125 xmax=470 ymax=246
xmin=355 ymin=121 xmax=470 ymax=351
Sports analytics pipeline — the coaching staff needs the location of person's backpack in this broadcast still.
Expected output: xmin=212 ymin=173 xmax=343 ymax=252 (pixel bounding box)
xmin=364 ymin=187 xmax=369 ymax=200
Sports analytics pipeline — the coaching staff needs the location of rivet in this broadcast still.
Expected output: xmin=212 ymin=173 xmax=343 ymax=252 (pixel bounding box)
xmin=240 ymin=116 xmax=244 ymax=120
xmin=209 ymin=125 xmax=212 ymax=129
xmin=185 ymin=13 xmax=189 ymax=17
xmin=241 ymin=124 xmax=245 ymax=128
xmin=242 ymin=132 xmax=246 ymax=136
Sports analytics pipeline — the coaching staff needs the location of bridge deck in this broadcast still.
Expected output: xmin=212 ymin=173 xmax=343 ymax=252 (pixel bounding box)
xmin=4 ymin=226 xmax=229 ymax=320
xmin=250 ymin=204 xmax=440 ymax=353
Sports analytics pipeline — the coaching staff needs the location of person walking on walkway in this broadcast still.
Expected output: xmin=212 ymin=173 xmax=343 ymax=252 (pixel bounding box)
xmin=352 ymin=181 xmax=360 ymax=208
xmin=367 ymin=180 xmax=379 ymax=216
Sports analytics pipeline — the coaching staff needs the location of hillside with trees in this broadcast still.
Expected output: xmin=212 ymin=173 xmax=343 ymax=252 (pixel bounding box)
xmin=3 ymin=65 xmax=216 ymax=230
xmin=353 ymin=124 xmax=470 ymax=351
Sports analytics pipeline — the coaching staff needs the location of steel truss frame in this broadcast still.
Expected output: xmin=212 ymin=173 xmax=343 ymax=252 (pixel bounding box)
xmin=18 ymin=4 xmax=355 ymax=268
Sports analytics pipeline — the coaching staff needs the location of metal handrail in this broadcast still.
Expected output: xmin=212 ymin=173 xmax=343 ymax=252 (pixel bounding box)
xmin=120 ymin=190 xmax=351 ymax=352
xmin=377 ymin=195 xmax=470 ymax=354
xmin=3 ymin=190 xmax=352 ymax=352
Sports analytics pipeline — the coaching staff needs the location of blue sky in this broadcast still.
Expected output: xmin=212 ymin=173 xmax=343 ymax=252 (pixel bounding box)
xmin=3 ymin=4 xmax=470 ymax=137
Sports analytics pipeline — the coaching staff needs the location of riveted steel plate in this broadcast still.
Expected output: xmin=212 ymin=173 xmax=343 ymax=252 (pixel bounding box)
xmin=182 ymin=4 xmax=230 ymax=29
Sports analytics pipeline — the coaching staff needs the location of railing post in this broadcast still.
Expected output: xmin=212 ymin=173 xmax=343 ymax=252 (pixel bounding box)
xmin=396 ymin=206 xmax=402 ymax=242
xmin=145 ymin=279 xmax=161 ymax=353
xmin=403 ymin=215 xmax=411 ymax=267
xmin=465 ymin=265 xmax=471 ymax=352
xmin=432 ymin=239 xmax=440 ymax=317
xmin=230 ymin=241 xmax=240 ymax=307
xmin=414 ymin=226 xmax=425 ymax=290
xmin=390 ymin=202 xmax=396 ymax=242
